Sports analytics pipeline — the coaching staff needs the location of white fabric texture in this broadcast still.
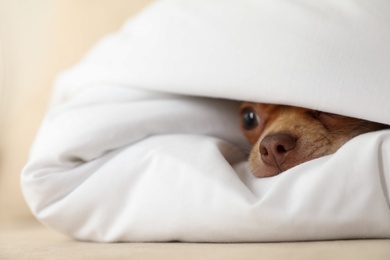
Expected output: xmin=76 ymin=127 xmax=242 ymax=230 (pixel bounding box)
xmin=22 ymin=0 xmax=390 ymax=242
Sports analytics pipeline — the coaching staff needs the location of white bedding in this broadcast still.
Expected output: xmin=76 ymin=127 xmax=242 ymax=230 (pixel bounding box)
xmin=21 ymin=0 xmax=390 ymax=242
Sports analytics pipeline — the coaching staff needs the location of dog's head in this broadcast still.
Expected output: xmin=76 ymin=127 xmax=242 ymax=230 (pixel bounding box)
xmin=240 ymin=102 xmax=388 ymax=178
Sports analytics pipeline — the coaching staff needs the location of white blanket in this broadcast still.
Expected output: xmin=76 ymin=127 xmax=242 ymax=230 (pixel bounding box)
xmin=22 ymin=0 xmax=390 ymax=242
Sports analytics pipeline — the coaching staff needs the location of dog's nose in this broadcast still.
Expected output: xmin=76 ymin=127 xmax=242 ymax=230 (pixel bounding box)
xmin=260 ymin=134 xmax=296 ymax=169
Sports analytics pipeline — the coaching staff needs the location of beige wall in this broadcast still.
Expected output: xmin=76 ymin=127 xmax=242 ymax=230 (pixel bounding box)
xmin=0 ymin=0 xmax=153 ymax=223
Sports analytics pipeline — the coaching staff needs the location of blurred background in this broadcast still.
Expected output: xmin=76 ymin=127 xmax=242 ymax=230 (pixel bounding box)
xmin=0 ymin=0 xmax=153 ymax=226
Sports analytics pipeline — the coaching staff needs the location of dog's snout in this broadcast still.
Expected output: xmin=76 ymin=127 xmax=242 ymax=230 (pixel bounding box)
xmin=260 ymin=134 xmax=296 ymax=169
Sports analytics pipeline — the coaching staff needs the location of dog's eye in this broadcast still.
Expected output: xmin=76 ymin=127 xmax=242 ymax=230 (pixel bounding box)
xmin=309 ymin=110 xmax=338 ymax=121
xmin=308 ymin=110 xmax=341 ymax=130
xmin=241 ymin=107 xmax=259 ymax=130
xmin=308 ymin=110 xmax=322 ymax=120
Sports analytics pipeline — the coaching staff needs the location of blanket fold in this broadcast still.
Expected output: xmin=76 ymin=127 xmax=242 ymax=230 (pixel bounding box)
xmin=22 ymin=0 xmax=390 ymax=242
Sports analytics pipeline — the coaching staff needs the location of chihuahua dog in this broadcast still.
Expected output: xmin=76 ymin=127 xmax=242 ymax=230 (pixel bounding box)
xmin=240 ymin=102 xmax=389 ymax=178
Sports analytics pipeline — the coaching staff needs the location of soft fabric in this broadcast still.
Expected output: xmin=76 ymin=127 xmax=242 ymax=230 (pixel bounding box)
xmin=21 ymin=0 xmax=390 ymax=242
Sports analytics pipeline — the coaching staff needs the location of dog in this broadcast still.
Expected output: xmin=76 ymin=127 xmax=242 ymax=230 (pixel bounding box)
xmin=240 ymin=102 xmax=389 ymax=178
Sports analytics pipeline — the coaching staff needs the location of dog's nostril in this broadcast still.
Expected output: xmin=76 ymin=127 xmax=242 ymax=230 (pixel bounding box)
xmin=276 ymin=144 xmax=287 ymax=153
xmin=260 ymin=146 xmax=269 ymax=156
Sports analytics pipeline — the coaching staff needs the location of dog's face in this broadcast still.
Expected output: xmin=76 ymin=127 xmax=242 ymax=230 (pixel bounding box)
xmin=240 ymin=102 xmax=388 ymax=178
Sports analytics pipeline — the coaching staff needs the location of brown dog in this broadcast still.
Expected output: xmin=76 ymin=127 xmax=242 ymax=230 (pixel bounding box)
xmin=240 ymin=102 xmax=389 ymax=178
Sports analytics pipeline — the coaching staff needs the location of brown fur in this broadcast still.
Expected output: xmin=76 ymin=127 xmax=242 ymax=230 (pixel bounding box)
xmin=240 ymin=103 xmax=389 ymax=178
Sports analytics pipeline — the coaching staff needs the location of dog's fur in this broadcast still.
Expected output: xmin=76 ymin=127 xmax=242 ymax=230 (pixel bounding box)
xmin=240 ymin=103 xmax=389 ymax=178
